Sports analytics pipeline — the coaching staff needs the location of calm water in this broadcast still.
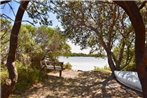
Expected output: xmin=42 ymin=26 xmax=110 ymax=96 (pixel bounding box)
xmin=58 ymin=56 xmax=108 ymax=71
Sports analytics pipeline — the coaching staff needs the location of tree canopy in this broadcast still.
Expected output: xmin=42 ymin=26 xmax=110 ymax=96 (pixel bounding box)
xmin=0 ymin=1 xmax=147 ymax=97
xmin=50 ymin=1 xmax=135 ymax=71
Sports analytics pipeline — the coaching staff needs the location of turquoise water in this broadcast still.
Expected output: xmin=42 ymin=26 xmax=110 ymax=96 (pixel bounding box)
xmin=58 ymin=56 xmax=108 ymax=71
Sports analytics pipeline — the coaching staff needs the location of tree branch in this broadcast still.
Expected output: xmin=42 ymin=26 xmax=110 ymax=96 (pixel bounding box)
xmin=139 ymin=1 xmax=147 ymax=10
xmin=0 ymin=0 xmax=11 ymax=5
xmin=8 ymin=3 xmax=16 ymax=17
xmin=1 ymin=14 xmax=35 ymax=26
xmin=1 ymin=14 xmax=14 ymax=21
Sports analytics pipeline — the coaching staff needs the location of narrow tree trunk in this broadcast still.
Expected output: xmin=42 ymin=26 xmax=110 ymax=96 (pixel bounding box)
xmin=1 ymin=1 xmax=29 ymax=98
xmin=106 ymin=50 xmax=116 ymax=75
xmin=114 ymin=1 xmax=147 ymax=97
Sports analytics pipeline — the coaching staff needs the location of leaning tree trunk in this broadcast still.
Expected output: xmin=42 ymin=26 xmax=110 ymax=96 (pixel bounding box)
xmin=106 ymin=50 xmax=116 ymax=75
xmin=1 ymin=1 xmax=29 ymax=98
xmin=140 ymin=46 xmax=147 ymax=97
xmin=114 ymin=1 xmax=147 ymax=97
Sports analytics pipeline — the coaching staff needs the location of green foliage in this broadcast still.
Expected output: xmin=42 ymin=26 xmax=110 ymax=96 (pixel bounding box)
xmin=0 ymin=22 xmax=71 ymax=93
xmin=0 ymin=69 xmax=8 ymax=85
xmin=0 ymin=61 xmax=45 ymax=94
xmin=66 ymin=53 xmax=106 ymax=58
xmin=93 ymin=66 xmax=110 ymax=73
xmin=51 ymin=1 xmax=135 ymax=71
xmin=123 ymin=64 xmax=136 ymax=71
xmin=14 ymin=61 xmax=44 ymax=93
xmin=0 ymin=62 xmax=45 ymax=93
xmin=64 ymin=63 xmax=72 ymax=69
xmin=27 ymin=0 xmax=51 ymax=25
xmin=122 ymin=57 xmax=136 ymax=71
xmin=113 ymin=42 xmax=135 ymax=70
xmin=0 ymin=18 xmax=11 ymax=64
xmin=17 ymin=25 xmax=71 ymax=68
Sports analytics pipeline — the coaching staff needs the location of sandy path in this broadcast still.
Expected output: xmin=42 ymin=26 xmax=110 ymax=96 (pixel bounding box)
xmin=11 ymin=70 xmax=142 ymax=98
xmin=47 ymin=69 xmax=82 ymax=79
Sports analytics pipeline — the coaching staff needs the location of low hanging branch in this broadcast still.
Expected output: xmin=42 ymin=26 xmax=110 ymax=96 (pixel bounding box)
xmin=0 ymin=14 xmax=35 ymax=26
xmin=0 ymin=0 xmax=12 ymax=5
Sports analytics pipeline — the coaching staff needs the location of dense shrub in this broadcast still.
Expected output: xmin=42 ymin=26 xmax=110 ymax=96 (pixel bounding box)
xmin=0 ymin=69 xmax=8 ymax=85
xmin=13 ymin=61 xmax=44 ymax=93
xmin=0 ymin=61 xmax=46 ymax=94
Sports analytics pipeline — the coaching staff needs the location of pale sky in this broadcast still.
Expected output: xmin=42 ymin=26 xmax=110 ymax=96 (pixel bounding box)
xmin=67 ymin=40 xmax=91 ymax=54
xmin=0 ymin=1 xmax=91 ymax=54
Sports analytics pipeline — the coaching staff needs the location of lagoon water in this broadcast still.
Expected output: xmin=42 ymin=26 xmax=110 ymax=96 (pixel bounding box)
xmin=58 ymin=56 xmax=108 ymax=71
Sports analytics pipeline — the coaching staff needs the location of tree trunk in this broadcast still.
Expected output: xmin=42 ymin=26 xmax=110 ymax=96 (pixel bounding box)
xmin=114 ymin=1 xmax=147 ymax=97
xmin=1 ymin=1 xmax=29 ymax=98
xmin=95 ymin=31 xmax=117 ymax=74
xmin=107 ymin=55 xmax=116 ymax=75
xmin=139 ymin=46 xmax=147 ymax=97
xmin=106 ymin=50 xmax=117 ymax=74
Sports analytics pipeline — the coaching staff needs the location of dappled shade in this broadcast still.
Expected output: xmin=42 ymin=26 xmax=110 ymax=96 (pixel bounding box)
xmin=12 ymin=70 xmax=142 ymax=98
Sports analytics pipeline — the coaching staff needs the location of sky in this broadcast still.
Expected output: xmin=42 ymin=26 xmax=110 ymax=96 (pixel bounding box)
xmin=0 ymin=1 xmax=91 ymax=54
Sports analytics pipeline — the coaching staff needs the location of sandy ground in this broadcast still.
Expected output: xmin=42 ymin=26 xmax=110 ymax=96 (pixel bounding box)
xmin=11 ymin=69 xmax=142 ymax=98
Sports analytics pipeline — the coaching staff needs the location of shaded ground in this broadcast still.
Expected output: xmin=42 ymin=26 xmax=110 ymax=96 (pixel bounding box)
xmin=11 ymin=70 xmax=142 ymax=98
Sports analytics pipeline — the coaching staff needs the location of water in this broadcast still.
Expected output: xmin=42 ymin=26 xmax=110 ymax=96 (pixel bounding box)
xmin=58 ymin=56 xmax=108 ymax=71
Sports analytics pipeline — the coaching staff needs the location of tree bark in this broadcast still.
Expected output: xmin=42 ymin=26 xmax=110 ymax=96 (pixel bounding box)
xmin=106 ymin=50 xmax=117 ymax=74
xmin=1 ymin=1 xmax=29 ymax=98
xmin=114 ymin=1 xmax=147 ymax=97
xmin=107 ymin=55 xmax=116 ymax=72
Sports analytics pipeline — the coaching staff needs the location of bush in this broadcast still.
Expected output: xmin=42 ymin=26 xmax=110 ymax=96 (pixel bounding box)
xmin=64 ymin=63 xmax=72 ymax=69
xmin=93 ymin=66 xmax=110 ymax=73
xmin=14 ymin=61 xmax=44 ymax=93
xmin=1 ymin=61 xmax=46 ymax=94
xmin=0 ymin=69 xmax=8 ymax=85
xmin=123 ymin=63 xmax=136 ymax=71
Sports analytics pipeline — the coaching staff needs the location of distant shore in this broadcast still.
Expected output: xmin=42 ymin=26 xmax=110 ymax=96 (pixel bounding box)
xmin=62 ymin=52 xmax=106 ymax=58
